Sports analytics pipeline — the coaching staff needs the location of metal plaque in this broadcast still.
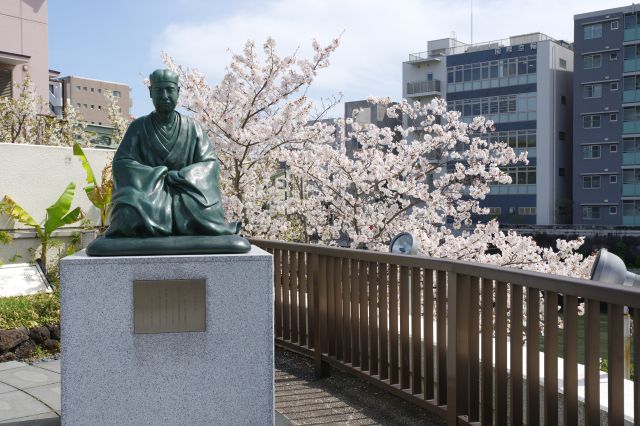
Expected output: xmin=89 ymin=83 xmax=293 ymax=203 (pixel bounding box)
xmin=133 ymin=279 xmax=206 ymax=334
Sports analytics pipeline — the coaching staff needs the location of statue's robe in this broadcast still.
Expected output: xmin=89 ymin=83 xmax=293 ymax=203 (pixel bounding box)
xmin=105 ymin=112 xmax=239 ymax=238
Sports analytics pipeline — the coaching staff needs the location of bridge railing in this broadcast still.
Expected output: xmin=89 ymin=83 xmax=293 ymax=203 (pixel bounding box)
xmin=251 ymin=238 xmax=640 ymax=425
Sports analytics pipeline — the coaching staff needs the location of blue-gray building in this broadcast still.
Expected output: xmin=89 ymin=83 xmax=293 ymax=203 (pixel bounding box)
xmin=573 ymin=5 xmax=640 ymax=225
xmin=403 ymin=33 xmax=573 ymax=225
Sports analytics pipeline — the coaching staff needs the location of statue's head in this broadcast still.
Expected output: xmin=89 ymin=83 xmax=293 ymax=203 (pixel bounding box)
xmin=149 ymin=69 xmax=180 ymax=114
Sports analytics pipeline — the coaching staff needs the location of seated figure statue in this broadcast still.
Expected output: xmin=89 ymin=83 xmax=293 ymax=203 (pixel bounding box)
xmin=86 ymin=69 xmax=250 ymax=256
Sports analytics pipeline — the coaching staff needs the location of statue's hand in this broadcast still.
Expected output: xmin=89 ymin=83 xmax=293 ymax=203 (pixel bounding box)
xmin=166 ymin=170 xmax=181 ymax=185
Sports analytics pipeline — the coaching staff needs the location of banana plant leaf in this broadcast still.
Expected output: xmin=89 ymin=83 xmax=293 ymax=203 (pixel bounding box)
xmin=1 ymin=195 xmax=40 ymax=233
xmin=44 ymin=182 xmax=83 ymax=236
xmin=73 ymin=143 xmax=97 ymax=189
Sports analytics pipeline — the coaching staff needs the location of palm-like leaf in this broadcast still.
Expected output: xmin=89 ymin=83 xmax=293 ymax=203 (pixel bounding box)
xmin=73 ymin=143 xmax=97 ymax=188
xmin=1 ymin=195 xmax=39 ymax=230
xmin=44 ymin=183 xmax=79 ymax=236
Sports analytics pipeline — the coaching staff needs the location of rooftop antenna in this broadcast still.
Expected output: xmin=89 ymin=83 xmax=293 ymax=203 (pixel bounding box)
xmin=470 ymin=0 xmax=473 ymax=44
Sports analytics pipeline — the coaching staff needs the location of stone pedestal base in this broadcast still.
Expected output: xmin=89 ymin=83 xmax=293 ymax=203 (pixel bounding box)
xmin=60 ymin=247 xmax=273 ymax=425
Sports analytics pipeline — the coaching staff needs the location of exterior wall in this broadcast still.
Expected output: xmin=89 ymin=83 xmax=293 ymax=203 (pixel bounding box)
xmin=403 ymin=34 xmax=573 ymax=225
xmin=536 ymin=41 xmax=574 ymax=224
xmin=573 ymin=8 xmax=626 ymax=225
xmin=0 ymin=143 xmax=113 ymax=228
xmin=0 ymin=0 xmax=48 ymax=102
xmin=61 ymin=76 xmax=132 ymax=126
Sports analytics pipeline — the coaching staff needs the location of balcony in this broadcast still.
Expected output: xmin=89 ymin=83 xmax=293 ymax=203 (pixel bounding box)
xmin=406 ymin=79 xmax=441 ymax=97
xmin=488 ymin=183 xmax=536 ymax=195
xmin=624 ymin=90 xmax=640 ymax=104
xmin=624 ymin=58 xmax=640 ymax=73
xmin=625 ymin=27 xmax=640 ymax=42
xmin=624 ymin=151 xmax=640 ymax=165
xmin=623 ymin=121 xmax=640 ymax=134
xmin=623 ymin=183 xmax=640 ymax=196
xmin=623 ymin=215 xmax=640 ymax=226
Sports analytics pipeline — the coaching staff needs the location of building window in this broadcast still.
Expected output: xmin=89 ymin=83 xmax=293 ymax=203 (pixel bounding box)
xmin=611 ymin=82 xmax=619 ymax=91
xmin=611 ymin=52 xmax=619 ymax=61
xmin=487 ymin=207 xmax=501 ymax=216
xmin=83 ymin=86 xmax=87 ymax=91
xmin=583 ymin=145 xmax=601 ymax=159
xmin=584 ymin=54 xmax=603 ymax=69
xmin=91 ymin=105 xmax=94 ymax=109
xmin=98 ymin=88 xmax=102 ymax=93
xmin=584 ymin=23 xmax=603 ymax=39
xmin=611 ymin=175 xmax=618 ymax=183
xmin=83 ymin=103 xmax=87 ymax=108
xmin=611 ymin=144 xmax=618 ymax=152
xmin=447 ymin=92 xmax=537 ymax=124
xmin=583 ymin=114 xmax=601 ymax=128
xmin=113 ymin=90 xmax=121 ymax=97
xmin=559 ymin=58 xmax=567 ymax=69
xmin=98 ymin=105 xmax=102 ymax=110
xmin=583 ymin=175 xmax=601 ymax=189
xmin=561 ymin=95 xmax=567 ymax=105
xmin=610 ymin=206 xmax=618 ymax=215
xmin=518 ymin=207 xmax=536 ymax=216
xmin=582 ymin=206 xmax=601 ymax=220
xmin=76 ymin=85 xmax=80 ymax=91
xmin=90 ymin=88 xmax=94 ymax=92
xmin=611 ymin=113 xmax=618 ymax=122
xmin=76 ymin=103 xmax=81 ymax=108
xmin=559 ymin=168 xmax=565 ymax=177
xmin=612 ymin=20 xmax=620 ymax=30
xmin=583 ymin=84 xmax=602 ymax=98
xmin=559 ymin=131 xmax=566 ymax=141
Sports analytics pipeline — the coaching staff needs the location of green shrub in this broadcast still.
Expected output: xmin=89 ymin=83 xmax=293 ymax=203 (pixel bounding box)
xmin=0 ymin=291 xmax=59 ymax=329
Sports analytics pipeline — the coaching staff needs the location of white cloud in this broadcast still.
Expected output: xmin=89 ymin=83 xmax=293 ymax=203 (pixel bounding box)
xmin=152 ymin=0 xmax=632 ymax=117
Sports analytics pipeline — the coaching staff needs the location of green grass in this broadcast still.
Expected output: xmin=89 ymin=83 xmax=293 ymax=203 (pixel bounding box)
xmin=543 ymin=312 xmax=635 ymax=378
xmin=0 ymin=291 xmax=60 ymax=329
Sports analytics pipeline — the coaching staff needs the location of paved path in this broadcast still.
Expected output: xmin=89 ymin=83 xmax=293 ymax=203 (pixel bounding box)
xmin=0 ymin=349 xmax=444 ymax=425
xmin=0 ymin=359 xmax=60 ymax=424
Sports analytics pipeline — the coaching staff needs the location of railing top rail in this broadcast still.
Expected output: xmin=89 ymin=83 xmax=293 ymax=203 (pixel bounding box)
xmin=251 ymin=238 xmax=640 ymax=307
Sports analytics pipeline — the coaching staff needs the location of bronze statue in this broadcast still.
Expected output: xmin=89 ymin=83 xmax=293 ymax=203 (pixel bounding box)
xmin=86 ymin=69 xmax=250 ymax=256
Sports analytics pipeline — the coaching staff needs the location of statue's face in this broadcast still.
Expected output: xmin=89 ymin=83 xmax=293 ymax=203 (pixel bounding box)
xmin=150 ymin=82 xmax=179 ymax=114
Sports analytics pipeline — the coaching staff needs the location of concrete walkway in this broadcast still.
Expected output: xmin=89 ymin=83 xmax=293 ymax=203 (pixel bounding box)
xmin=0 ymin=359 xmax=60 ymax=424
xmin=0 ymin=348 xmax=444 ymax=425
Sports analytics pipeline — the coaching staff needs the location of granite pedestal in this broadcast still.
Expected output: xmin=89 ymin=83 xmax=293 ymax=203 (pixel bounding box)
xmin=60 ymin=246 xmax=273 ymax=426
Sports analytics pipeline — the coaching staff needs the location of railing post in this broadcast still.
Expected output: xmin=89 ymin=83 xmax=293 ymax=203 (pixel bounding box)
xmin=447 ymin=272 xmax=469 ymax=425
xmin=312 ymin=253 xmax=330 ymax=378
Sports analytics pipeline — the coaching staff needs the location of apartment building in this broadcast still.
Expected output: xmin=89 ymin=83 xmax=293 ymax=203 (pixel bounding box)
xmin=402 ymin=33 xmax=574 ymax=225
xmin=59 ymin=76 xmax=131 ymax=126
xmin=573 ymin=5 xmax=640 ymax=226
xmin=0 ymin=0 xmax=48 ymax=101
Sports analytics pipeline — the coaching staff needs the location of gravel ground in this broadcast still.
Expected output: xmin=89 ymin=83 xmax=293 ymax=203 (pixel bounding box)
xmin=275 ymin=347 xmax=445 ymax=425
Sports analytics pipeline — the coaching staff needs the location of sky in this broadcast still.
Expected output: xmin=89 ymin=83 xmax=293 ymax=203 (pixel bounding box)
xmin=49 ymin=0 xmax=634 ymax=118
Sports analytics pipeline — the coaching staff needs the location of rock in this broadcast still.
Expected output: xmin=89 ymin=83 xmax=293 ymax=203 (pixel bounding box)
xmin=0 ymin=352 xmax=16 ymax=362
xmin=43 ymin=339 xmax=60 ymax=352
xmin=47 ymin=324 xmax=60 ymax=340
xmin=28 ymin=326 xmax=50 ymax=344
xmin=14 ymin=340 xmax=35 ymax=359
xmin=0 ymin=327 xmax=29 ymax=352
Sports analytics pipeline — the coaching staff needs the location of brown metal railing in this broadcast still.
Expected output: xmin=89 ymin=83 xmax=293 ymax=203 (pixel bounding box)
xmin=252 ymin=238 xmax=640 ymax=425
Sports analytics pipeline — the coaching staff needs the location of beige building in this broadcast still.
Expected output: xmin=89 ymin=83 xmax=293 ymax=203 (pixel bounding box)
xmin=0 ymin=0 xmax=49 ymax=101
xmin=60 ymin=76 xmax=132 ymax=126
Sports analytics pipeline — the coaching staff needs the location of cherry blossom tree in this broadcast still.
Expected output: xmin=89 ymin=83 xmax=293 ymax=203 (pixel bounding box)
xmin=104 ymin=89 xmax=131 ymax=144
xmin=282 ymin=97 xmax=593 ymax=278
xmin=161 ymin=37 xmax=593 ymax=278
xmin=0 ymin=75 xmax=91 ymax=147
